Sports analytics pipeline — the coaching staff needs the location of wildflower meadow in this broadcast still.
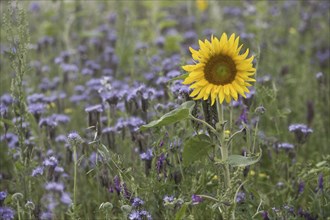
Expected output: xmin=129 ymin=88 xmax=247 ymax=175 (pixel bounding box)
xmin=0 ymin=1 xmax=329 ymax=220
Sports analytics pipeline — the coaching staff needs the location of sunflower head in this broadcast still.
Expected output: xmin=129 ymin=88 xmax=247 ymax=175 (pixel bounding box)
xmin=182 ymin=33 xmax=256 ymax=105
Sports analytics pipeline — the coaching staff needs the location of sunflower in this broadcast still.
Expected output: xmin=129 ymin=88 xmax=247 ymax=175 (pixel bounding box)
xmin=182 ymin=33 xmax=256 ymax=105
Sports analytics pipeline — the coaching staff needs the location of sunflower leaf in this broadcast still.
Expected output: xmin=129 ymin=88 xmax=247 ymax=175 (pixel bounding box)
xmin=140 ymin=101 xmax=195 ymax=130
xmin=182 ymin=134 xmax=213 ymax=166
xmin=168 ymin=73 xmax=189 ymax=82
xmin=228 ymin=149 xmax=262 ymax=167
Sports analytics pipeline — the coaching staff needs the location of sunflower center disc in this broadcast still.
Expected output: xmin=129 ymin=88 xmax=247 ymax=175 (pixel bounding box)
xmin=204 ymin=55 xmax=237 ymax=85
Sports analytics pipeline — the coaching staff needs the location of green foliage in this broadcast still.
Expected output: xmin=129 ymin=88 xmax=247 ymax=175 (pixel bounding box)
xmin=140 ymin=101 xmax=195 ymax=130
xmin=227 ymin=149 xmax=262 ymax=167
xmin=182 ymin=134 xmax=213 ymax=166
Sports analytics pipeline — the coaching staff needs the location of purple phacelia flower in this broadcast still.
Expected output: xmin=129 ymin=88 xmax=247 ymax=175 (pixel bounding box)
xmin=298 ymin=181 xmax=305 ymax=194
xmin=238 ymin=107 xmax=248 ymax=124
xmin=0 ymin=93 xmax=13 ymax=106
xmin=131 ymin=197 xmax=144 ymax=207
xmin=27 ymin=93 xmax=45 ymax=104
xmin=39 ymin=117 xmax=58 ymax=128
xmin=51 ymin=114 xmax=70 ymax=124
xmin=32 ymin=166 xmax=44 ymax=177
xmin=156 ymin=154 xmax=166 ymax=174
xmin=40 ymin=211 xmax=53 ymax=220
xmin=317 ymin=173 xmax=323 ymax=192
xmin=163 ymin=195 xmax=174 ymax=203
xmin=0 ymin=207 xmax=15 ymax=220
xmin=0 ymin=191 xmax=7 ymax=201
xmin=191 ymin=194 xmax=203 ymax=205
xmin=129 ymin=210 xmax=141 ymax=220
xmin=60 ymin=192 xmax=72 ymax=205
xmin=261 ymin=211 xmax=270 ymax=220
xmin=277 ymin=142 xmax=294 ymax=150
xmin=113 ymin=175 xmax=121 ymax=194
xmin=43 ymin=157 xmax=58 ymax=167
xmin=139 ymin=210 xmax=152 ymax=220
xmin=55 ymin=135 xmax=67 ymax=143
xmin=283 ymin=205 xmax=294 ymax=214
xmin=288 ymin=123 xmax=313 ymax=144
xmin=236 ymin=191 xmax=246 ymax=204
xmin=45 ymin=182 xmax=64 ymax=192
xmin=140 ymin=149 xmax=153 ymax=161
xmin=28 ymin=103 xmax=46 ymax=115
xmin=67 ymin=131 xmax=83 ymax=145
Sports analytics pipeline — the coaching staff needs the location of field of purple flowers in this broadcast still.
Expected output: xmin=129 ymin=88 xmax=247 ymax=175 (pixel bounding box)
xmin=0 ymin=1 xmax=329 ymax=220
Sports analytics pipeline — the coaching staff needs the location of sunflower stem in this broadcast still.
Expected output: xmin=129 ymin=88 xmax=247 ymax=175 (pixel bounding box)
xmin=216 ymin=98 xmax=231 ymax=189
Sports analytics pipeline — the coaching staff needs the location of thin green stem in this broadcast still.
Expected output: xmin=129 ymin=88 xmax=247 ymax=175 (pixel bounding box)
xmin=227 ymin=126 xmax=245 ymax=145
xmin=73 ymin=144 xmax=78 ymax=218
xmin=16 ymin=201 xmax=21 ymax=220
xmin=197 ymin=194 xmax=219 ymax=202
xmin=252 ymin=118 xmax=259 ymax=154
xmin=245 ymin=123 xmax=251 ymax=155
xmin=177 ymin=153 xmax=185 ymax=181
xmin=189 ymin=114 xmax=219 ymax=137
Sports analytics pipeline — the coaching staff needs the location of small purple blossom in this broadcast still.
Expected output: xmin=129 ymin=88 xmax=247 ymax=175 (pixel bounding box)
xmin=131 ymin=197 xmax=144 ymax=207
xmin=129 ymin=211 xmax=141 ymax=220
xmin=277 ymin=142 xmax=294 ymax=150
xmin=289 ymin=123 xmax=313 ymax=144
xmin=60 ymin=192 xmax=72 ymax=205
xmin=191 ymin=194 xmax=203 ymax=205
xmin=156 ymin=154 xmax=166 ymax=174
xmin=32 ymin=166 xmax=44 ymax=177
xmin=28 ymin=103 xmax=46 ymax=115
xmin=67 ymin=131 xmax=83 ymax=145
xmin=140 ymin=149 xmax=153 ymax=161
xmin=45 ymin=182 xmax=64 ymax=192
xmin=261 ymin=211 xmax=270 ymax=220
xmin=139 ymin=210 xmax=152 ymax=220
xmin=43 ymin=157 xmax=58 ymax=167
xmin=113 ymin=175 xmax=121 ymax=194
xmin=298 ymin=181 xmax=305 ymax=194
xmin=235 ymin=191 xmax=246 ymax=204
xmin=0 ymin=191 xmax=7 ymax=201
xmin=0 ymin=207 xmax=15 ymax=220
xmin=163 ymin=195 xmax=174 ymax=203
xmin=318 ymin=173 xmax=323 ymax=191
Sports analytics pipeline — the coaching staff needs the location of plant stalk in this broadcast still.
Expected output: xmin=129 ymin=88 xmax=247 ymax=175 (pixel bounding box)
xmin=216 ymin=98 xmax=231 ymax=189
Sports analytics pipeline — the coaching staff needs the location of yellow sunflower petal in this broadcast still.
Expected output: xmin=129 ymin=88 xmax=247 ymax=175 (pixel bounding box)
xmin=190 ymin=87 xmax=202 ymax=97
xmin=218 ymin=86 xmax=225 ymax=103
xmin=182 ymin=63 xmax=204 ymax=72
xmin=225 ymin=94 xmax=231 ymax=103
xmin=229 ymin=85 xmax=238 ymax=100
xmin=219 ymin=33 xmax=228 ymax=52
xmin=194 ymin=86 xmax=208 ymax=100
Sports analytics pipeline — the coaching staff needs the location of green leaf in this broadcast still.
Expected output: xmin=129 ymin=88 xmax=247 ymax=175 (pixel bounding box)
xmin=228 ymin=149 xmax=262 ymax=167
xmin=168 ymin=73 xmax=189 ymax=82
xmin=140 ymin=101 xmax=195 ymax=130
xmin=183 ymin=134 xmax=213 ymax=166
xmin=0 ymin=117 xmax=14 ymax=127
xmin=175 ymin=203 xmax=188 ymax=220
